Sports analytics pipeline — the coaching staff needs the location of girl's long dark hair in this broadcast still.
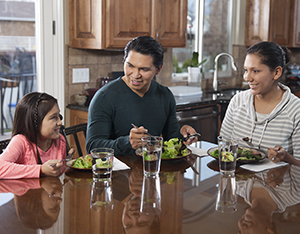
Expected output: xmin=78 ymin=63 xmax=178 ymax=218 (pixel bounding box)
xmin=12 ymin=92 xmax=58 ymax=143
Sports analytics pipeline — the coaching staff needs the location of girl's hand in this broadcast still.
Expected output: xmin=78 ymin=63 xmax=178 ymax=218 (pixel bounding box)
xmin=41 ymin=160 xmax=63 ymax=177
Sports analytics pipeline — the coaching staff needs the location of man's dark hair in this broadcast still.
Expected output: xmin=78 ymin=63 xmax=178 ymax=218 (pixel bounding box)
xmin=123 ymin=36 xmax=164 ymax=69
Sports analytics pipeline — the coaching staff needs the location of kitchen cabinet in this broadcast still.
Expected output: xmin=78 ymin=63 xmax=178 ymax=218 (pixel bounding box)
xmin=69 ymin=0 xmax=187 ymax=49
xmin=69 ymin=109 xmax=88 ymax=158
xmin=245 ymin=0 xmax=300 ymax=47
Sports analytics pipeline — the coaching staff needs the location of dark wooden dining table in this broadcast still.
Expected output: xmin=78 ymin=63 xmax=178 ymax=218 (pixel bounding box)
xmin=0 ymin=141 xmax=300 ymax=234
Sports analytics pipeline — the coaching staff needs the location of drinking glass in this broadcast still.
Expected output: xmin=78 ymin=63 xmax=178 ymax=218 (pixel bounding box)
xmin=91 ymin=147 xmax=114 ymax=180
xmin=215 ymin=173 xmax=237 ymax=213
xmin=141 ymin=136 xmax=163 ymax=176
xmin=217 ymin=136 xmax=238 ymax=175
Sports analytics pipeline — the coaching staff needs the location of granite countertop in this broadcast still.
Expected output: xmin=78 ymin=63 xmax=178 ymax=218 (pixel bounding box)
xmin=67 ymin=87 xmax=244 ymax=112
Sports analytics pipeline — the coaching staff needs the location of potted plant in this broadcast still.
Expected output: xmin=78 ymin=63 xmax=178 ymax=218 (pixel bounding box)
xmin=184 ymin=52 xmax=207 ymax=86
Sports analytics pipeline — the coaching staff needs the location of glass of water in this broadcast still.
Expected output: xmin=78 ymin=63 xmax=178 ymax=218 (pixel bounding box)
xmin=91 ymin=147 xmax=114 ymax=181
xmin=141 ymin=136 xmax=163 ymax=176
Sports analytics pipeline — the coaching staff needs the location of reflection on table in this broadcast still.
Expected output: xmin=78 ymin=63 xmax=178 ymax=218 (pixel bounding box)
xmin=0 ymin=141 xmax=300 ymax=234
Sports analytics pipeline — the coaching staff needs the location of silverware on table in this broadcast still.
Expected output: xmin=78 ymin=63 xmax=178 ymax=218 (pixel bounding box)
xmin=183 ymin=157 xmax=200 ymax=175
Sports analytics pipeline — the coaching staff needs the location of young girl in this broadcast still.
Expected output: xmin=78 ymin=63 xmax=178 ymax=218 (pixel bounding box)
xmin=0 ymin=92 xmax=67 ymax=179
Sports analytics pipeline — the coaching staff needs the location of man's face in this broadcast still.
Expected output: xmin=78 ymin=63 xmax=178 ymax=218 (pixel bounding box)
xmin=123 ymin=50 xmax=162 ymax=97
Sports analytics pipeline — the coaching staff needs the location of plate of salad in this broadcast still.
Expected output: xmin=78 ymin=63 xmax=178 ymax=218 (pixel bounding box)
xmin=207 ymin=146 xmax=266 ymax=164
xmin=135 ymin=138 xmax=192 ymax=160
xmin=66 ymin=154 xmax=93 ymax=170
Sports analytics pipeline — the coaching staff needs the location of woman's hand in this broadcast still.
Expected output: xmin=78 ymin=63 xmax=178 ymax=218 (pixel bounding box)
xmin=180 ymin=125 xmax=198 ymax=145
xmin=268 ymin=145 xmax=300 ymax=166
xmin=40 ymin=160 xmax=63 ymax=177
xmin=129 ymin=126 xmax=148 ymax=150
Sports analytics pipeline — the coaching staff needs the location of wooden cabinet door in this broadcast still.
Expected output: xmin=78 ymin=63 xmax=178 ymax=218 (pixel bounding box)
xmin=245 ymin=0 xmax=291 ymax=46
xmin=268 ymin=0 xmax=291 ymax=46
xmin=69 ymin=0 xmax=105 ymax=49
xmin=153 ymin=0 xmax=187 ymax=47
xmin=105 ymin=0 xmax=153 ymax=48
xmin=290 ymin=0 xmax=300 ymax=47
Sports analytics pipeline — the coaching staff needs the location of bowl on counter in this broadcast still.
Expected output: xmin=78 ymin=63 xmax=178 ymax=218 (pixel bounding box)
xmin=74 ymin=94 xmax=87 ymax=105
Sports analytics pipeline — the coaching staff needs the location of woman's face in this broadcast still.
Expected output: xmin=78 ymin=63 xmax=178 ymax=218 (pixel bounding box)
xmin=123 ymin=50 xmax=162 ymax=97
xmin=39 ymin=103 xmax=62 ymax=140
xmin=243 ymin=54 xmax=280 ymax=96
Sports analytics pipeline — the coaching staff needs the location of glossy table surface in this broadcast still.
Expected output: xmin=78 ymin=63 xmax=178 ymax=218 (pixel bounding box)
xmin=1 ymin=141 xmax=300 ymax=234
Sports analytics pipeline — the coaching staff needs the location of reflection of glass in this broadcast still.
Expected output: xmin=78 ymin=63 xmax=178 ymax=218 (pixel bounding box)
xmin=140 ymin=175 xmax=161 ymax=215
xmin=90 ymin=178 xmax=113 ymax=211
xmin=141 ymin=136 xmax=163 ymax=176
xmin=216 ymin=173 xmax=237 ymax=213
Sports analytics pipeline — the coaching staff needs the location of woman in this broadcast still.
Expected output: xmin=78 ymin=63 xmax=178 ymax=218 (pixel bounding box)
xmin=220 ymin=41 xmax=300 ymax=166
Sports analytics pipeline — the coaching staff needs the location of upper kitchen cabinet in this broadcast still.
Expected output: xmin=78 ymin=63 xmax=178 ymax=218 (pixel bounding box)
xmin=245 ymin=0 xmax=300 ymax=47
xmin=69 ymin=0 xmax=187 ymax=49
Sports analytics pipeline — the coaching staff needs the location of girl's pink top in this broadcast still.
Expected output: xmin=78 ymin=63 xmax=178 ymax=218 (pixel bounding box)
xmin=0 ymin=134 xmax=66 ymax=179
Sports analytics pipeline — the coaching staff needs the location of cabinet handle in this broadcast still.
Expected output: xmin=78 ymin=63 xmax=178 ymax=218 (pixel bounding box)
xmin=272 ymin=32 xmax=276 ymax=42
xmin=298 ymin=32 xmax=300 ymax=43
xmin=183 ymin=29 xmax=187 ymax=42
xmin=155 ymin=29 xmax=159 ymax=39
xmin=176 ymin=111 xmax=219 ymax=122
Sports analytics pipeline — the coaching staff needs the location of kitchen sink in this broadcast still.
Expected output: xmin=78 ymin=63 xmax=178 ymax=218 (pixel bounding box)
xmin=168 ymin=86 xmax=203 ymax=97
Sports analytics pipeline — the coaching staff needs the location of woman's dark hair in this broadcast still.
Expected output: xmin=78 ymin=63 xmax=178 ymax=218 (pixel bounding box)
xmin=12 ymin=92 xmax=58 ymax=143
xmin=246 ymin=41 xmax=291 ymax=74
xmin=123 ymin=36 xmax=164 ymax=69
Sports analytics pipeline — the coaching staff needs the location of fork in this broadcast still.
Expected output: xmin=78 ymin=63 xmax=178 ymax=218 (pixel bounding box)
xmin=50 ymin=148 xmax=76 ymax=167
xmin=131 ymin=123 xmax=156 ymax=138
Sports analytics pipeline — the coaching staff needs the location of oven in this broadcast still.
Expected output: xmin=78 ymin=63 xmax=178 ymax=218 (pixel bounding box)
xmin=176 ymin=104 xmax=221 ymax=144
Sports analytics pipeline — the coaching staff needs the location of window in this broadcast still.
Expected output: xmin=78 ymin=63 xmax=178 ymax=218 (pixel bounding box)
xmin=172 ymin=0 xmax=234 ymax=80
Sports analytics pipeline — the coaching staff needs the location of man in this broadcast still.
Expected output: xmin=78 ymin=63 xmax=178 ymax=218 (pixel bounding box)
xmin=86 ymin=36 xmax=197 ymax=156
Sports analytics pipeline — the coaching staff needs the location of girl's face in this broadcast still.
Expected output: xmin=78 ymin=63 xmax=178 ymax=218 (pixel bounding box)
xmin=243 ymin=54 xmax=280 ymax=96
xmin=123 ymin=50 xmax=162 ymax=97
xmin=39 ymin=103 xmax=62 ymax=140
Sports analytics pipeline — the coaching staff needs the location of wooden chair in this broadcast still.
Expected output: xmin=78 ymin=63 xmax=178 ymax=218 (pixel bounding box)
xmin=61 ymin=123 xmax=87 ymax=157
xmin=0 ymin=139 xmax=10 ymax=154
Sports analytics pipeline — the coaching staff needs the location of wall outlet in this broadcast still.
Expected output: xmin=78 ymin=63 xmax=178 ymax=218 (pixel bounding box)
xmin=72 ymin=68 xmax=89 ymax=83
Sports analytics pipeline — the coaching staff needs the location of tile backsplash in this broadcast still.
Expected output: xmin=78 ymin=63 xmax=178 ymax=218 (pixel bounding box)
xmin=65 ymin=45 xmax=174 ymax=105
xmin=65 ymin=45 xmax=300 ymax=106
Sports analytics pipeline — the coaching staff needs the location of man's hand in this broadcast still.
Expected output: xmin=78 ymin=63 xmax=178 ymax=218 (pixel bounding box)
xmin=129 ymin=125 xmax=148 ymax=150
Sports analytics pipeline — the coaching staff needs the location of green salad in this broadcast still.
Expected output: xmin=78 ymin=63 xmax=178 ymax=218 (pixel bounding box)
xmin=72 ymin=155 xmax=93 ymax=169
xmin=161 ymin=138 xmax=190 ymax=159
xmin=210 ymin=147 xmax=262 ymax=161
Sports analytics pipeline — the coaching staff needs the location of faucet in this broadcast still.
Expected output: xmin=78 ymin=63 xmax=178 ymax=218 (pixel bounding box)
xmin=213 ymin=52 xmax=238 ymax=92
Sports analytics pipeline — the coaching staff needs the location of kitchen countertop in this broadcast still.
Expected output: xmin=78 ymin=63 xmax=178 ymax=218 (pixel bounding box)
xmin=67 ymin=87 xmax=245 ymax=112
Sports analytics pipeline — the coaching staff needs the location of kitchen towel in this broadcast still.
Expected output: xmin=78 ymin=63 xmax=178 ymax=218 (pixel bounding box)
xmin=240 ymin=159 xmax=288 ymax=172
xmin=113 ymin=158 xmax=130 ymax=171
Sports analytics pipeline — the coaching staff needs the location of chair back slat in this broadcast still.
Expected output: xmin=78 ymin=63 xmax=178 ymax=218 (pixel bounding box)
xmin=60 ymin=123 xmax=87 ymax=157
xmin=0 ymin=139 xmax=10 ymax=154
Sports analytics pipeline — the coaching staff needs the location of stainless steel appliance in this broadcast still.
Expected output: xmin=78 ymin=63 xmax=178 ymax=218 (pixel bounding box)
xmin=176 ymin=104 xmax=221 ymax=144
